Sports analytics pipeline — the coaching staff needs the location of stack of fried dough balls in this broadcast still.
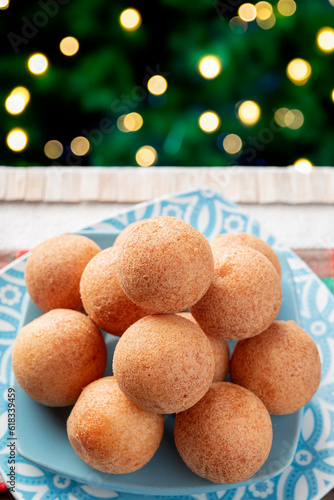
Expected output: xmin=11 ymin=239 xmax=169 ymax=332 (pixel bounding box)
xmin=12 ymin=219 xmax=322 ymax=484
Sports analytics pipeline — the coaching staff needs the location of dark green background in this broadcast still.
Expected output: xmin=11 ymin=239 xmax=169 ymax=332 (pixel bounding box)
xmin=1 ymin=0 xmax=333 ymax=167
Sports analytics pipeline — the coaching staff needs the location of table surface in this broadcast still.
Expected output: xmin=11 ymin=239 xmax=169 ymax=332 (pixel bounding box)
xmin=1 ymin=201 xmax=334 ymax=250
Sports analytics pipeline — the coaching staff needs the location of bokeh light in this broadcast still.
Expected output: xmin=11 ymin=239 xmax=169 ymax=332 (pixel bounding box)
xmin=274 ymin=108 xmax=304 ymax=129
xmin=255 ymin=2 xmax=273 ymax=20
xmin=119 ymin=8 xmax=141 ymax=31
xmin=28 ymin=53 xmax=49 ymax=75
xmin=11 ymin=87 xmax=30 ymax=105
xmin=6 ymin=128 xmax=28 ymax=152
xmin=286 ymin=58 xmax=312 ymax=86
xmin=223 ymin=134 xmax=243 ymax=155
xmin=136 ymin=146 xmax=157 ymax=166
xmin=277 ymin=0 xmax=297 ymax=16
xmin=117 ymin=113 xmax=143 ymax=132
xmin=0 ymin=0 xmax=10 ymax=9
xmin=274 ymin=108 xmax=289 ymax=127
xmin=5 ymin=94 xmax=25 ymax=115
xmin=285 ymin=109 xmax=304 ymax=130
xmin=198 ymin=55 xmax=222 ymax=79
xmin=256 ymin=12 xmax=276 ymax=29
xmin=316 ymin=27 xmax=334 ymax=53
xmin=294 ymin=158 xmax=313 ymax=174
xmin=331 ymin=89 xmax=334 ymax=102
xmin=229 ymin=16 xmax=248 ymax=33
xmin=147 ymin=75 xmax=168 ymax=95
xmin=238 ymin=3 xmax=257 ymax=22
xmin=5 ymin=86 xmax=30 ymax=115
xmin=44 ymin=140 xmax=63 ymax=159
xmin=198 ymin=111 xmax=220 ymax=133
xmin=124 ymin=112 xmax=143 ymax=131
xmin=70 ymin=136 xmax=90 ymax=156
xmin=60 ymin=36 xmax=79 ymax=56
xmin=237 ymin=101 xmax=261 ymax=126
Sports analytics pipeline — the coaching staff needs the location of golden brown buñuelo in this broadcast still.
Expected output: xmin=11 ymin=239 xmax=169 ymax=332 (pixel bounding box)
xmin=174 ymin=382 xmax=273 ymax=483
xmin=117 ymin=216 xmax=214 ymax=314
xmin=12 ymin=309 xmax=107 ymax=407
xmin=67 ymin=377 xmax=164 ymax=474
xmin=113 ymin=314 xmax=215 ymax=414
xmin=80 ymin=246 xmax=149 ymax=336
xmin=211 ymin=232 xmax=281 ymax=276
xmin=25 ymin=234 xmax=100 ymax=312
xmin=230 ymin=320 xmax=321 ymax=414
xmin=190 ymin=246 xmax=282 ymax=340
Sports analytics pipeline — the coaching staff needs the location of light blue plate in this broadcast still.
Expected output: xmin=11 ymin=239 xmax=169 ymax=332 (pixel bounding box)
xmin=0 ymin=188 xmax=332 ymax=500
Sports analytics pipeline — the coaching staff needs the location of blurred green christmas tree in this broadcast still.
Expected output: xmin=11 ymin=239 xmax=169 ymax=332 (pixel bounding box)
xmin=1 ymin=0 xmax=334 ymax=167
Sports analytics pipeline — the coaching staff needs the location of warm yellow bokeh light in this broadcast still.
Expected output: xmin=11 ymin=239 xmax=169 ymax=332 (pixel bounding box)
xmin=256 ymin=12 xmax=276 ymax=29
xmin=11 ymin=86 xmax=30 ymax=105
xmin=136 ymin=146 xmax=157 ymax=167
xmin=5 ymin=86 xmax=30 ymax=115
xmin=119 ymin=8 xmax=141 ymax=31
xmin=286 ymin=109 xmax=304 ymax=130
xmin=0 ymin=0 xmax=10 ymax=9
xmin=44 ymin=140 xmax=63 ymax=159
xmin=117 ymin=115 xmax=127 ymax=132
xmin=237 ymin=100 xmax=261 ymax=126
xmin=317 ymin=27 xmax=334 ymax=53
xmin=5 ymin=95 xmax=25 ymax=115
xmin=60 ymin=36 xmax=79 ymax=56
xmin=6 ymin=128 xmax=28 ymax=152
xmin=124 ymin=112 xmax=143 ymax=131
xmin=198 ymin=55 xmax=222 ymax=79
xmin=229 ymin=16 xmax=248 ymax=33
xmin=255 ymin=1 xmax=273 ymax=20
xmin=286 ymin=58 xmax=312 ymax=86
xmin=294 ymin=158 xmax=313 ymax=174
xmin=277 ymin=0 xmax=297 ymax=16
xmin=238 ymin=3 xmax=257 ymax=22
xmin=28 ymin=53 xmax=49 ymax=75
xmin=118 ymin=113 xmax=143 ymax=132
xmin=274 ymin=108 xmax=289 ymax=127
xmin=223 ymin=134 xmax=243 ymax=155
xmin=71 ymin=136 xmax=90 ymax=156
xmin=331 ymin=89 xmax=334 ymax=102
xmin=147 ymin=75 xmax=168 ymax=96
xmin=198 ymin=111 xmax=220 ymax=133
xmin=274 ymin=108 xmax=304 ymax=129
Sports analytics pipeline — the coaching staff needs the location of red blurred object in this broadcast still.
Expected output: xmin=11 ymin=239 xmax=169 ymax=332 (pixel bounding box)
xmin=16 ymin=249 xmax=30 ymax=258
xmin=0 ymin=481 xmax=8 ymax=492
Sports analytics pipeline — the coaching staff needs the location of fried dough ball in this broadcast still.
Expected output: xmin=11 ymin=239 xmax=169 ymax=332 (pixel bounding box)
xmin=113 ymin=220 xmax=144 ymax=247
xmin=67 ymin=377 xmax=164 ymax=474
xmin=230 ymin=320 xmax=321 ymax=414
xmin=113 ymin=314 xmax=214 ymax=414
xmin=117 ymin=216 xmax=214 ymax=314
xmin=174 ymin=382 xmax=273 ymax=483
xmin=80 ymin=247 xmax=149 ymax=336
xmin=211 ymin=232 xmax=281 ymax=276
xmin=25 ymin=234 xmax=100 ymax=312
xmin=190 ymin=246 xmax=282 ymax=340
xmin=12 ymin=309 xmax=107 ymax=406
xmin=177 ymin=312 xmax=229 ymax=382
